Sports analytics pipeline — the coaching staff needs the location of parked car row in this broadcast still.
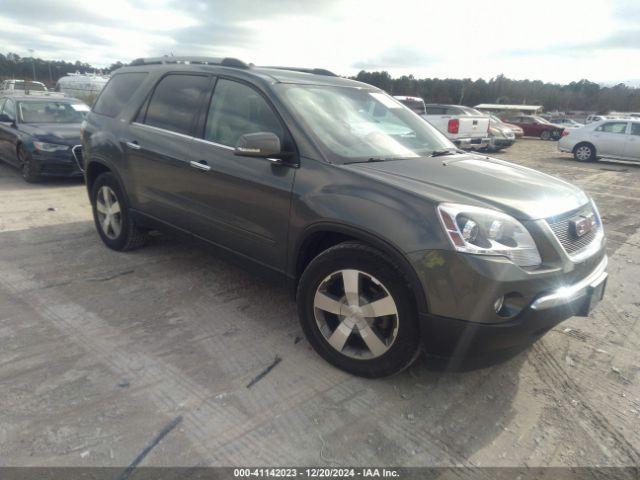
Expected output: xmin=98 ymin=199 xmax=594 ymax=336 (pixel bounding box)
xmin=1 ymin=73 xmax=110 ymax=106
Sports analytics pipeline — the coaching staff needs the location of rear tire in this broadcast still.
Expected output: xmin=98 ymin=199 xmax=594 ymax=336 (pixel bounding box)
xmin=540 ymin=130 xmax=551 ymax=141
xmin=297 ymin=241 xmax=421 ymax=378
xmin=19 ymin=146 xmax=40 ymax=183
xmin=91 ymin=172 xmax=147 ymax=251
xmin=573 ymin=143 xmax=596 ymax=162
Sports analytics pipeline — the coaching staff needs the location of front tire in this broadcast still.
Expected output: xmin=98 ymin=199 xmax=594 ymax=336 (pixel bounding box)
xmin=573 ymin=143 xmax=596 ymax=162
xmin=19 ymin=146 xmax=40 ymax=183
xmin=91 ymin=172 xmax=147 ymax=251
xmin=297 ymin=241 xmax=421 ymax=378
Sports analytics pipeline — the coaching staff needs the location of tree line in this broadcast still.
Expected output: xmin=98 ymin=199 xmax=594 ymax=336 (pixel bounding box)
xmin=2 ymin=51 xmax=638 ymax=113
xmin=0 ymin=52 xmax=119 ymax=87
xmin=354 ymin=71 xmax=640 ymax=114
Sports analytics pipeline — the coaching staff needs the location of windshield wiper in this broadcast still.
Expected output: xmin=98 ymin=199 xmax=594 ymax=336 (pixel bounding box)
xmin=429 ymin=149 xmax=459 ymax=157
xmin=344 ymin=157 xmax=392 ymax=164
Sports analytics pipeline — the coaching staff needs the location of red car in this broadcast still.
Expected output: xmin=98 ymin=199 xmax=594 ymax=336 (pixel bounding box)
xmin=501 ymin=115 xmax=564 ymax=140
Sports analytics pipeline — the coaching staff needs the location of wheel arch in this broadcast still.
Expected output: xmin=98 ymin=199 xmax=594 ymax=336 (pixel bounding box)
xmin=291 ymin=222 xmax=429 ymax=316
xmin=85 ymin=157 xmax=138 ymax=214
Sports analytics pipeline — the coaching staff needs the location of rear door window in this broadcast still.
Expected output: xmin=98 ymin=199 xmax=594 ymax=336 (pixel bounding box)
xmin=93 ymin=72 xmax=147 ymax=118
xmin=596 ymin=122 xmax=628 ymax=134
xmin=630 ymin=123 xmax=640 ymax=136
xmin=142 ymin=74 xmax=211 ymax=135
xmin=203 ymin=79 xmax=283 ymax=147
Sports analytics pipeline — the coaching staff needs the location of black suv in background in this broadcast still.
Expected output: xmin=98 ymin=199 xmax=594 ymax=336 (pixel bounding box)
xmin=81 ymin=57 xmax=607 ymax=377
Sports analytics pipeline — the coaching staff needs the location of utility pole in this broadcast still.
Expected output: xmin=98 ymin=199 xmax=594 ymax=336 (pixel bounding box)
xmin=28 ymin=49 xmax=36 ymax=81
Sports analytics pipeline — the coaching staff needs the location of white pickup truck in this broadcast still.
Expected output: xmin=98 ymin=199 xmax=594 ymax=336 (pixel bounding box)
xmin=394 ymin=97 xmax=490 ymax=150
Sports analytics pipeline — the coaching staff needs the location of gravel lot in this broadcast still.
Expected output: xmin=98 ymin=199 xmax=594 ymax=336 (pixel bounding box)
xmin=0 ymin=138 xmax=638 ymax=468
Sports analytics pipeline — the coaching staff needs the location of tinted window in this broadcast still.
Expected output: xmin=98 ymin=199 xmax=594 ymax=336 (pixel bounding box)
xmin=596 ymin=122 xmax=628 ymax=134
xmin=144 ymin=74 xmax=210 ymax=135
xmin=93 ymin=72 xmax=147 ymax=118
xmin=426 ymin=106 xmax=446 ymax=115
xmin=2 ymin=99 xmax=16 ymax=120
xmin=630 ymin=123 xmax=640 ymax=136
xmin=204 ymin=79 xmax=283 ymax=147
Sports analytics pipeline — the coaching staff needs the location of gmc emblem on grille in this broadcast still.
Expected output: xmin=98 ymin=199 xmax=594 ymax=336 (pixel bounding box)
xmin=571 ymin=213 xmax=595 ymax=237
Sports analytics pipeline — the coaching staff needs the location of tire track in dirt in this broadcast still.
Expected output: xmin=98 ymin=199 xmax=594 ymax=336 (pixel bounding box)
xmin=530 ymin=341 xmax=639 ymax=465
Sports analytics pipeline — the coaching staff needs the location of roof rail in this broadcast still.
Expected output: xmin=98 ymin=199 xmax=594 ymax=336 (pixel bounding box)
xmin=262 ymin=66 xmax=337 ymax=77
xmin=129 ymin=56 xmax=250 ymax=69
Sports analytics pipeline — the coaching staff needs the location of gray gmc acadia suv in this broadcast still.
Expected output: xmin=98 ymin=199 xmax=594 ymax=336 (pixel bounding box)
xmin=80 ymin=57 xmax=608 ymax=377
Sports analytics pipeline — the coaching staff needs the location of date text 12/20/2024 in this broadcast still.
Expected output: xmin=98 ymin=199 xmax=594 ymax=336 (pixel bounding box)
xmin=233 ymin=468 xmax=400 ymax=477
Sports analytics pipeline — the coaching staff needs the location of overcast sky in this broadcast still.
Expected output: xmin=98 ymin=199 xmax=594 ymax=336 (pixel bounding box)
xmin=0 ymin=0 xmax=638 ymax=84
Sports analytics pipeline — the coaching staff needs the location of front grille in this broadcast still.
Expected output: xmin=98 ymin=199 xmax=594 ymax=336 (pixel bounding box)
xmin=71 ymin=145 xmax=84 ymax=173
xmin=546 ymin=204 xmax=600 ymax=256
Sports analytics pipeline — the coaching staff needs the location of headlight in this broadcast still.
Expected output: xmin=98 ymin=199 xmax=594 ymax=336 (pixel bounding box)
xmin=437 ymin=203 xmax=542 ymax=267
xmin=33 ymin=141 xmax=69 ymax=152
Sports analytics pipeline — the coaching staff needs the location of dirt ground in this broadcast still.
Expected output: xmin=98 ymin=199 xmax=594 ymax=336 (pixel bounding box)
xmin=0 ymin=138 xmax=638 ymax=468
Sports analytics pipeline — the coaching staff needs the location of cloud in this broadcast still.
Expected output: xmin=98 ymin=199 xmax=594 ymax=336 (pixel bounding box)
xmin=508 ymin=28 xmax=640 ymax=58
xmin=0 ymin=0 xmax=636 ymax=83
xmin=352 ymin=47 xmax=437 ymax=70
xmin=592 ymin=29 xmax=640 ymax=49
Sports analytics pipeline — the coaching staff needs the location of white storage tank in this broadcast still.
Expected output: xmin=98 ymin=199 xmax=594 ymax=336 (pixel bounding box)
xmin=55 ymin=73 xmax=110 ymax=105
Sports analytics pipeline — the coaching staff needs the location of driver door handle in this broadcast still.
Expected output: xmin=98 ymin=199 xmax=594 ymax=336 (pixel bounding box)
xmin=125 ymin=140 xmax=141 ymax=150
xmin=190 ymin=160 xmax=211 ymax=171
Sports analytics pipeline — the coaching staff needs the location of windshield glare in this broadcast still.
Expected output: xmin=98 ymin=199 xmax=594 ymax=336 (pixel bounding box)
xmin=19 ymin=101 xmax=85 ymax=124
xmin=278 ymin=85 xmax=453 ymax=162
xmin=533 ymin=115 xmax=552 ymax=125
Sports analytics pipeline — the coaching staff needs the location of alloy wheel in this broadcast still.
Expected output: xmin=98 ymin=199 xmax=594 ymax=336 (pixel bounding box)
xmin=576 ymin=146 xmax=592 ymax=161
xmin=96 ymin=185 xmax=122 ymax=239
xmin=313 ymin=269 xmax=399 ymax=360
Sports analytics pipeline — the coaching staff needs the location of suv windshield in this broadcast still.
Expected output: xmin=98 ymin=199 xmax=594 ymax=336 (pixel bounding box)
xmin=278 ymin=85 xmax=452 ymax=163
xmin=19 ymin=101 xmax=85 ymax=124
xmin=13 ymin=82 xmax=46 ymax=91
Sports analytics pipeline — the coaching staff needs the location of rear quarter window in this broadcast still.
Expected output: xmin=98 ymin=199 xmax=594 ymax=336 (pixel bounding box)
xmin=93 ymin=72 xmax=147 ymax=118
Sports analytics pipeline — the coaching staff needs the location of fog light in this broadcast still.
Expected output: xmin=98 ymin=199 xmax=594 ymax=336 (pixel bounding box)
xmin=494 ymin=296 xmax=504 ymax=313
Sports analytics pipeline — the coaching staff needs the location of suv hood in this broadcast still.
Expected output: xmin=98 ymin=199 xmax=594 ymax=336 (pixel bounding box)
xmin=20 ymin=123 xmax=82 ymax=146
xmin=346 ymin=154 xmax=589 ymax=220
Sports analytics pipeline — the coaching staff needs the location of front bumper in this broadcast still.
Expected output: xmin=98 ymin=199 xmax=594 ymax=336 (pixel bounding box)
xmin=420 ymin=291 xmax=593 ymax=357
xmin=31 ymin=148 xmax=83 ymax=177
xmin=409 ymin=248 xmax=607 ymax=357
xmin=486 ymin=137 xmax=515 ymax=151
xmin=454 ymin=137 xmax=491 ymax=150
